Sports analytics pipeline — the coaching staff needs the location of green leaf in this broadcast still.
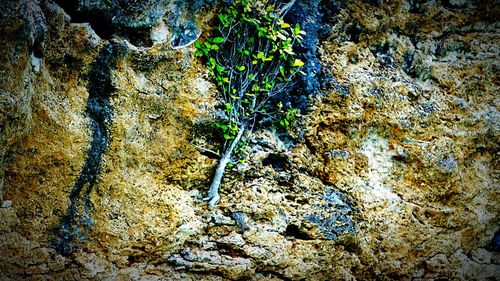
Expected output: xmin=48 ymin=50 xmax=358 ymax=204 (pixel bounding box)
xmin=213 ymin=37 xmax=225 ymax=44
xmin=218 ymin=13 xmax=227 ymax=24
xmin=293 ymin=59 xmax=304 ymax=67
xmin=294 ymin=23 xmax=301 ymax=36
xmin=281 ymin=23 xmax=291 ymax=29
xmin=277 ymin=32 xmax=287 ymax=41
xmin=237 ymin=65 xmax=245 ymax=71
xmin=223 ymin=133 xmax=231 ymax=140
xmin=194 ymin=40 xmax=201 ymax=49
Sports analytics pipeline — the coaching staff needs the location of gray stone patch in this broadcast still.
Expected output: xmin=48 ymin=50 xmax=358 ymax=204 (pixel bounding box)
xmin=437 ymin=153 xmax=457 ymax=174
xmin=304 ymin=188 xmax=356 ymax=240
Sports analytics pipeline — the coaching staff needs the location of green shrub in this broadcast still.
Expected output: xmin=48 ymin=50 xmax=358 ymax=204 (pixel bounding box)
xmin=195 ymin=0 xmax=305 ymax=206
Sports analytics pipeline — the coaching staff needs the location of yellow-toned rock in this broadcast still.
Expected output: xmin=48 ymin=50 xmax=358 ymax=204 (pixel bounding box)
xmin=0 ymin=0 xmax=498 ymax=280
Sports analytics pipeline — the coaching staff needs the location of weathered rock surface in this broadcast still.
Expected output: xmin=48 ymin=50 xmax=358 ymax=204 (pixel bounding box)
xmin=0 ymin=0 xmax=498 ymax=280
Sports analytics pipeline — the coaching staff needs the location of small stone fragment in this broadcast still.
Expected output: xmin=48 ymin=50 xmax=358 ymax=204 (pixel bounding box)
xmin=231 ymin=211 xmax=250 ymax=231
xmin=1 ymin=200 xmax=12 ymax=208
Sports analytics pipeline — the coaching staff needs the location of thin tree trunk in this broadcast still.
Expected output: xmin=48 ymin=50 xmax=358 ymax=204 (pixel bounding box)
xmin=280 ymin=0 xmax=296 ymax=16
xmin=205 ymin=125 xmax=246 ymax=207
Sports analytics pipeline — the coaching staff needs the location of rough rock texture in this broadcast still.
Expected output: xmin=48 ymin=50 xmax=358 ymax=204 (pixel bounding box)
xmin=0 ymin=0 xmax=46 ymax=202
xmin=52 ymin=0 xmax=215 ymax=47
xmin=0 ymin=0 xmax=499 ymax=280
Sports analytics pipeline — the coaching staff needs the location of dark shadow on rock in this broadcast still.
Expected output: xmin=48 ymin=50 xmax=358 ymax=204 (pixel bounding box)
xmin=51 ymin=43 xmax=118 ymax=256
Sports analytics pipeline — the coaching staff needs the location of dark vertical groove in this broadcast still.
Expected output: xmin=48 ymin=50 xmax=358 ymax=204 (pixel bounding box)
xmin=52 ymin=43 xmax=117 ymax=256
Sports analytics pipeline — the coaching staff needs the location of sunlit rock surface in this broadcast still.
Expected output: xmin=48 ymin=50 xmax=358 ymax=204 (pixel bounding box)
xmin=0 ymin=0 xmax=498 ymax=280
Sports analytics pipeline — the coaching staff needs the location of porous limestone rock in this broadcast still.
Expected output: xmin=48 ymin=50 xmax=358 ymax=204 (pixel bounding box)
xmin=0 ymin=0 xmax=498 ymax=280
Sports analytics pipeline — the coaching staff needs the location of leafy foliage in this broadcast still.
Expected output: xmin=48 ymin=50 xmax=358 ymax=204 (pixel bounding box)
xmin=195 ymin=0 xmax=305 ymax=206
xmin=196 ymin=0 xmax=305 ymax=143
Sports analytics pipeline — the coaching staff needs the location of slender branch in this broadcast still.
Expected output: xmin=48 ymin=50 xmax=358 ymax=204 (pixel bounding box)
xmin=279 ymin=0 xmax=296 ymax=16
xmin=204 ymin=125 xmax=246 ymax=207
xmin=195 ymin=146 xmax=221 ymax=159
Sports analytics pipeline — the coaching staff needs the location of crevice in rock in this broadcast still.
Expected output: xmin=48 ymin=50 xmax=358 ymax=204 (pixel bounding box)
xmin=284 ymin=224 xmax=313 ymax=240
xmin=51 ymin=0 xmax=114 ymax=40
xmin=402 ymin=50 xmax=417 ymax=78
xmin=486 ymin=228 xmax=500 ymax=253
xmin=370 ymin=41 xmax=395 ymax=68
xmin=50 ymin=0 xmax=154 ymax=47
xmin=215 ymin=243 xmax=250 ymax=259
xmin=344 ymin=21 xmax=363 ymax=43
xmin=255 ymin=270 xmax=293 ymax=281
xmin=262 ymin=153 xmax=289 ymax=172
xmin=51 ymin=43 xmax=118 ymax=256
xmin=116 ymin=26 xmax=154 ymax=48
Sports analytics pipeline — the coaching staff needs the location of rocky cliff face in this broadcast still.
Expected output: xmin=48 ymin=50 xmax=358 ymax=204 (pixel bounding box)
xmin=0 ymin=0 xmax=498 ymax=280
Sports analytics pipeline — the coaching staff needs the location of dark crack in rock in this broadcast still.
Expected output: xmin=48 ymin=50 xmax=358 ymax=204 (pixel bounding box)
xmin=52 ymin=43 xmax=118 ymax=256
xmin=486 ymin=229 xmax=500 ymax=253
